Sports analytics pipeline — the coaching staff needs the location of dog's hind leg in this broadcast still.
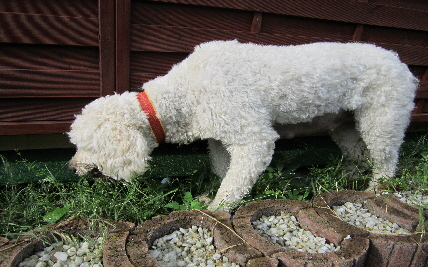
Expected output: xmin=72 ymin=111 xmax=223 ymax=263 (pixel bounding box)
xmin=354 ymin=100 xmax=413 ymax=190
xmin=328 ymin=121 xmax=371 ymax=178
xmin=208 ymin=136 xmax=277 ymax=211
xmin=354 ymin=65 xmax=416 ymax=190
xmin=208 ymin=139 xmax=230 ymax=180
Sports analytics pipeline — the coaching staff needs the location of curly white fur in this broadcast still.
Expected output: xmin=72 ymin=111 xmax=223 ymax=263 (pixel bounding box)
xmin=69 ymin=41 xmax=418 ymax=211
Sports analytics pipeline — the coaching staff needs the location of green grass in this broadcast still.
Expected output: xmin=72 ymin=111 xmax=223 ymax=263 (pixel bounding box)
xmin=387 ymin=133 xmax=428 ymax=193
xmin=0 ymin=160 xmax=219 ymax=239
xmin=0 ymin=133 xmax=427 ymax=239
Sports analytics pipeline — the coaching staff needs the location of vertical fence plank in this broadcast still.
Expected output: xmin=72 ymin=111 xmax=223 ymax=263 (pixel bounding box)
xmin=99 ymin=0 xmax=116 ymax=96
xmin=412 ymin=69 xmax=428 ymax=119
xmin=250 ymin=12 xmax=263 ymax=33
xmin=115 ymin=0 xmax=131 ymax=93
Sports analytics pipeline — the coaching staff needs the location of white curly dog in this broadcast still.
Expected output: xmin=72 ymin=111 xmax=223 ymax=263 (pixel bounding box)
xmin=68 ymin=41 xmax=417 ymax=210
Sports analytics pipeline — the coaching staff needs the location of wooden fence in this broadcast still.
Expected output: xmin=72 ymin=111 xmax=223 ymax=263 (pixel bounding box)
xmin=1 ymin=0 xmax=428 ymax=135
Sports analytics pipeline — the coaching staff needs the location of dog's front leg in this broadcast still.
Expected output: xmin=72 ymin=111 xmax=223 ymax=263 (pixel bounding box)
xmin=208 ymin=139 xmax=230 ymax=180
xmin=208 ymin=140 xmax=276 ymax=211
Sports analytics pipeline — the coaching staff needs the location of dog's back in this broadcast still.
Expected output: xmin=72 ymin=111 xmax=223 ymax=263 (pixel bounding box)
xmin=169 ymin=40 xmax=417 ymax=125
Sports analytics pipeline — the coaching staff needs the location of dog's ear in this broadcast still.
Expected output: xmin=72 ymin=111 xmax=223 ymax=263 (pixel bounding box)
xmin=93 ymin=122 xmax=155 ymax=181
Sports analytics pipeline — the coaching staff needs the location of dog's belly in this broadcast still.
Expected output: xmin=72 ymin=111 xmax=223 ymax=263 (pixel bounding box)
xmin=274 ymin=111 xmax=354 ymax=139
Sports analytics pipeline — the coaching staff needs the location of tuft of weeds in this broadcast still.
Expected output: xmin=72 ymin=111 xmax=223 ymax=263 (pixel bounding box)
xmin=247 ymin=134 xmax=428 ymax=204
xmin=0 ymin=176 xmax=175 ymax=239
xmin=308 ymin=156 xmax=371 ymax=195
xmin=1 ymin=133 xmax=427 ymax=238
xmin=165 ymin=191 xmax=207 ymax=211
xmin=248 ymin=166 xmax=312 ymax=202
xmin=389 ymin=134 xmax=428 ymax=193
xmin=0 ymin=155 xmax=219 ymax=238
xmin=246 ymin=154 xmax=372 ymax=205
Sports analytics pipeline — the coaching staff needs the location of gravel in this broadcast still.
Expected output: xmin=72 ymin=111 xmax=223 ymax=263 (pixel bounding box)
xmin=149 ymin=225 xmax=240 ymax=267
xmin=393 ymin=191 xmax=428 ymax=207
xmin=18 ymin=191 xmax=423 ymax=266
xmin=332 ymin=201 xmax=410 ymax=234
xmin=18 ymin=236 xmax=104 ymax=267
xmin=252 ymin=211 xmax=340 ymax=253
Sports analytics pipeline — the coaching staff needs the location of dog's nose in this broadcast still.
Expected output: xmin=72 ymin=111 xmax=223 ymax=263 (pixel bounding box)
xmin=68 ymin=164 xmax=77 ymax=173
xmin=90 ymin=168 xmax=102 ymax=178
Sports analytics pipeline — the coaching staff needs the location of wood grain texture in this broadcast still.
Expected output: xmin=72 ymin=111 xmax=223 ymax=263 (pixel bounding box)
xmin=147 ymin=0 xmax=428 ymax=31
xmin=99 ymin=0 xmax=116 ymax=96
xmin=415 ymin=82 xmax=428 ymax=99
xmin=115 ymin=0 xmax=131 ymax=94
xmin=0 ymin=13 xmax=98 ymax=46
xmin=261 ymin=13 xmax=355 ymax=38
xmin=369 ymin=0 xmax=428 ymax=11
xmin=410 ymin=114 xmax=428 ymax=123
xmin=0 ymin=70 xmax=100 ymax=97
xmin=0 ymin=44 xmax=100 ymax=97
xmin=0 ymin=0 xmax=98 ymax=17
xmin=0 ymin=0 xmax=102 ymax=135
xmin=0 ymin=45 xmax=99 ymax=71
xmin=0 ymin=98 xmax=94 ymax=122
xmin=2 ymin=0 xmax=428 ymax=136
xmin=0 ymin=122 xmax=73 ymax=135
xmin=132 ymin=1 xmax=252 ymax=31
xmin=130 ymin=25 xmax=428 ymax=66
xmin=130 ymin=52 xmax=188 ymax=75
xmin=130 ymin=25 xmax=345 ymax=52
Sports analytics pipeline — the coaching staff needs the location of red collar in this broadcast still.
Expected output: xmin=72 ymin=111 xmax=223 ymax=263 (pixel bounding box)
xmin=137 ymin=91 xmax=166 ymax=143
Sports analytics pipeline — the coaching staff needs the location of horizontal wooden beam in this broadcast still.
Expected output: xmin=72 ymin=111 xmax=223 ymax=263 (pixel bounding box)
xmin=0 ymin=1 xmax=98 ymax=18
xmin=0 ymin=70 xmax=100 ymax=97
xmin=0 ymin=45 xmax=99 ymax=71
xmin=0 ymin=98 xmax=94 ymax=122
xmin=415 ymin=81 xmax=428 ymax=99
xmin=411 ymin=114 xmax=428 ymax=123
xmin=130 ymin=25 xmax=347 ymax=52
xmin=0 ymin=13 xmax=99 ymax=46
xmin=131 ymin=25 xmax=428 ymax=66
xmin=0 ymin=121 xmax=72 ymax=135
xmin=148 ymin=0 xmax=428 ymax=31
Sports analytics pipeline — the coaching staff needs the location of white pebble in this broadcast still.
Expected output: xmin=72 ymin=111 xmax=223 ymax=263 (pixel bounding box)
xmin=39 ymin=253 xmax=51 ymax=262
xmin=54 ymin=252 xmax=68 ymax=262
xmin=74 ymin=256 xmax=84 ymax=265
xmin=18 ymin=235 xmax=104 ymax=267
xmin=76 ymin=248 xmax=86 ymax=256
xmin=149 ymin=226 xmax=240 ymax=267
xmin=80 ymin=241 xmax=89 ymax=250
xmin=252 ymin=211 xmax=339 ymax=253
xmin=392 ymin=191 xmax=428 ymax=207
xmin=35 ymin=262 xmax=47 ymax=267
xmin=333 ymin=202 xmax=410 ymax=234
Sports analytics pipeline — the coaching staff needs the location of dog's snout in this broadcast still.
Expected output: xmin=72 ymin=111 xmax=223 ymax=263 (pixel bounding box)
xmin=90 ymin=168 xmax=103 ymax=178
xmin=68 ymin=163 xmax=77 ymax=173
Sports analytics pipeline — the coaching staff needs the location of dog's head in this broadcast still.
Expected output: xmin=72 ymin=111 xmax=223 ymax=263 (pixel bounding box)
xmin=68 ymin=92 xmax=158 ymax=181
